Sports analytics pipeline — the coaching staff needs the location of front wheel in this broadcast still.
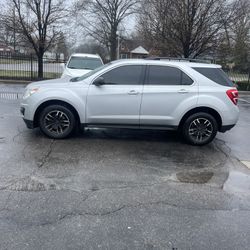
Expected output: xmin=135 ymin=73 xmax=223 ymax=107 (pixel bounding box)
xmin=39 ymin=105 xmax=76 ymax=139
xmin=182 ymin=112 xmax=218 ymax=146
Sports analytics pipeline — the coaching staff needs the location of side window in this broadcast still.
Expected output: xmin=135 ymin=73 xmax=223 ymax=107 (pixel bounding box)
xmin=100 ymin=65 xmax=143 ymax=85
xmin=181 ymin=71 xmax=194 ymax=85
xmin=192 ymin=67 xmax=234 ymax=87
xmin=147 ymin=66 xmax=193 ymax=85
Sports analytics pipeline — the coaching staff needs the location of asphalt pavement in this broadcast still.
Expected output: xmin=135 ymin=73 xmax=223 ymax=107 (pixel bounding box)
xmin=0 ymin=83 xmax=250 ymax=250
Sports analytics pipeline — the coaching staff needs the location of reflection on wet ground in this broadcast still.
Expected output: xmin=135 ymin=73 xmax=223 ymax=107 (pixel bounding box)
xmin=241 ymin=161 xmax=250 ymax=169
xmin=224 ymin=171 xmax=250 ymax=195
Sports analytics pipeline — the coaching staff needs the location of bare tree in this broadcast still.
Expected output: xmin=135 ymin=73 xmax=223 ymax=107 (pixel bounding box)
xmin=53 ymin=32 xmax=69 ymax=62
xmin=137 ymin=0 xmax=231 ymax=58
xmin=2 ymin=0 xmax=67 ymax=78
xmin=0 ymin=4 xmax=22 ymax=51
xmin=231 ymin=0 xmax=250 ymax=72
xmin=73 ymin=40 xmax=109 ymax=62
xmin=75 ymin=0 xmax=139 ymax=60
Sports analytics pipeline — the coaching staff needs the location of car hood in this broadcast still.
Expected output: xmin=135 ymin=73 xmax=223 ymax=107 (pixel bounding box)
xmin=64 ymin=68 xmax=92 ymax=77
xmin=27 ymin=77 xmax=71 ymax=89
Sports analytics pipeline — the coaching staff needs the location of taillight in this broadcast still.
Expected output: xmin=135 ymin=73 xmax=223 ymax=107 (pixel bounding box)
xmin=226 ymin=89 xmax=238 ymax=105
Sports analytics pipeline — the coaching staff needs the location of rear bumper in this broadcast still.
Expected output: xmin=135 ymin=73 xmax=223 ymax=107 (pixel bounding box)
xmin=219 ymin=124 xmax=236 ymax=133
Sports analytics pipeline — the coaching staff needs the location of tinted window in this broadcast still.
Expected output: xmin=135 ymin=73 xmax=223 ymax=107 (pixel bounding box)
xmin=192 ymin=67 xmax=234 ymax=87
xmin=147 ymin=66 xmax=193 ymax=85
xmin=101 ymin=65 xmax=143 ymax=85
xmin=181 ymin=72 xmax=194 ymax=85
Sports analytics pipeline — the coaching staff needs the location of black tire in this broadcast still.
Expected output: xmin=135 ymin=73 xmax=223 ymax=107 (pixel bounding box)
xmin=182 ymin=112 xmax=218 ymax=146
xmin=39 ymin=104 xmax=76 ymax=139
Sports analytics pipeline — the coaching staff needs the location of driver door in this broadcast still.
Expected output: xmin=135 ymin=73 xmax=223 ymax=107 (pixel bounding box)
xmin=86 ymin=65 xmax=145 ymax=126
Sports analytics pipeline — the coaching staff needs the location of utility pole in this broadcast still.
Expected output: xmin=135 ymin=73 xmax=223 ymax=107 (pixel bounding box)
xmin=13 ymin=6 xmax=16 ymax=52
xmin=117 ymin=34 xmax=120 ymax=60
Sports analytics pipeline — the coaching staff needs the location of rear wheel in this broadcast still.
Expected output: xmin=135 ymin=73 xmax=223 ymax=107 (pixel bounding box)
xmin=182 ymin=112 xmax=218 ymax=146
xmin=39 ymin=105 xmax=76 ymax=139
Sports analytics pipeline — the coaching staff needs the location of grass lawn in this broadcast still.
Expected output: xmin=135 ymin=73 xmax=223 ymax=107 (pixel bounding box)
xmin=0 ymin=59 xmax=30 ymax=64
xmin=0 ymin=70 xmax=61 ymax=80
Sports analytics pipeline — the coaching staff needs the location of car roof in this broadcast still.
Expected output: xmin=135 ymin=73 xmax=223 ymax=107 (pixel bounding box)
xmin=111 ymin=59 xmax=221 ymax=68
xmin=70 ymin=53 xmax=101 ymax=59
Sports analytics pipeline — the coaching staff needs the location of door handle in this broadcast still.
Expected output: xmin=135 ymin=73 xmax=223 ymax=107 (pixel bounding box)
xmin=128 ymin=90 xmax=139 ymax=95
xmin=178 ymin=89 xmax=189 ymax=94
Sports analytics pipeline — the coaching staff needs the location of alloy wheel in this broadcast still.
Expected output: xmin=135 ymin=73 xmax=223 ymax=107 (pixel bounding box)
xmin=44 ymin=110 xmax=70 ymax=135
xmin=188 ymin=118 xmax=213 ymax=143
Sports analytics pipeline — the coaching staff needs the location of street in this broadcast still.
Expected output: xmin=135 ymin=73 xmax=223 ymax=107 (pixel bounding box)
xmin=0 ymin=83 xmax=250 ymax=250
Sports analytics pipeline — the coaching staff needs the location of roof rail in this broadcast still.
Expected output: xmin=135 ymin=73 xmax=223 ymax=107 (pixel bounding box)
xmin=145 ymin=57 xmax=212 ymax=64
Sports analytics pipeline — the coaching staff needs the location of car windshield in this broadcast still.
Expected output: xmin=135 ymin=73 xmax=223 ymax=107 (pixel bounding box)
xmin=70 ymin=63 xmax=111 ymax=82
xmin=67 ymin=56 xmax=103 ymax=70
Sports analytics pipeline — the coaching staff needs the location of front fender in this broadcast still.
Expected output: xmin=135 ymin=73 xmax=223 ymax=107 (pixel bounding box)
xmin=25 ymin=87 xmax=87 ymax=123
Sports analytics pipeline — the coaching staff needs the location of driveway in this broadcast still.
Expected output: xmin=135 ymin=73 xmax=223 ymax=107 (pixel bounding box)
xmin=0 ymin=83 xmax=250 ymax=250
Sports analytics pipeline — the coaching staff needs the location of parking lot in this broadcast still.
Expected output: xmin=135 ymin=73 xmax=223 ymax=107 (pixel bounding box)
xmin=0 ymin=83 xmax=250 ymax=250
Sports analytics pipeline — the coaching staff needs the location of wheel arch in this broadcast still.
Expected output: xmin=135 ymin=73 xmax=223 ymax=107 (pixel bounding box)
xmin=33 ymin=100 xmax=81 ymax=128
xmin=179 ymin=107 xmax=222 ymax=131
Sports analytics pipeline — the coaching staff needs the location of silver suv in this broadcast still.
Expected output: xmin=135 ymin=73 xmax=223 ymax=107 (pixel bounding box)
xmin=20 ymin=59 xmax=239 ymax=145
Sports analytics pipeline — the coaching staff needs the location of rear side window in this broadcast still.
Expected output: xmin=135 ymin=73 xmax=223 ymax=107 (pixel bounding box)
xmin=192 ymin=67 xmax=234 ymax=87
xmin=101 ymin=65 xmax=143 ymax=85
xmin=147 ymin=66 xmax=193 ymax=85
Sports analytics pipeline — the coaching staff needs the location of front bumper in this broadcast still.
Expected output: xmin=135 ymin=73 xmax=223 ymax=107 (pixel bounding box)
xmin=23 ymin=118 xmax=34 ymax=129
xmin=20 ymin=106 xmax=35 ymax=129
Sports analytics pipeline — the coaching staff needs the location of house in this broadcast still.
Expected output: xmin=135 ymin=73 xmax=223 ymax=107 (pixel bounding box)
xmin=120 ymin=45 xmax=149 ymax=59
xmin=0 ymin=44 xmax=15 ymax=54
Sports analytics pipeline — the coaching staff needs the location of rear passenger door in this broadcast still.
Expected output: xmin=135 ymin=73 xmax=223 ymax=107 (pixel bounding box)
xmin=140 ymin=65 xmax=198 ymax=127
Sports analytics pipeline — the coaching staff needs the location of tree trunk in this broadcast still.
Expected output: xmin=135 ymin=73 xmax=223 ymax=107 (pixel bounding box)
xmin=183 ymin=43 xmax=191 ymax=58
xmin=110 ymin=40 xmax=117 ymax=61
xmin=110 ymin=26 xmax=118 ymax=61
xmin=37 ymin=53 xmax=44 ymax=79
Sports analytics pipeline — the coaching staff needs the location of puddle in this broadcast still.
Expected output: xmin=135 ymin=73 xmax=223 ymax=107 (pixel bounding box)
xmin=223 ymin=171 xmax=250 ymax=195
xmin=176 ymin=171 xmax=214 ymax=184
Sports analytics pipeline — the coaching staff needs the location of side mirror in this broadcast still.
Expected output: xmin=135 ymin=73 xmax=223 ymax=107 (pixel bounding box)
xmin=60 ymin=63 xmax=65 ymax=69
xmin=93 ymin=77 xmax=105 ymax=86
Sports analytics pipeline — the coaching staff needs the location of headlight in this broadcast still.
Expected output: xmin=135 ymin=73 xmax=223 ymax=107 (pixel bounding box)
xmin=23 ymin=87 xmax=40 ymax=99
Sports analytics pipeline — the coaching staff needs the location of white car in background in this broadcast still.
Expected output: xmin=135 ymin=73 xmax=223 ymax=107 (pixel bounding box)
xmin=61 ymin=53 xmax=103 ymax=79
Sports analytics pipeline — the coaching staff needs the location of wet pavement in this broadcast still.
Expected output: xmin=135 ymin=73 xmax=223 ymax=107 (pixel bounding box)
xmin=0 ymin=83 xmax=250 ymax=249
